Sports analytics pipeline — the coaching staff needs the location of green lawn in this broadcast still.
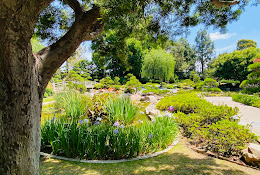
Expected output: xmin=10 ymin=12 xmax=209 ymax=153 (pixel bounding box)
xmin=43 ymin=96 xmax=55 ymax=103
xmin=40 ymin=139 xmax=259 ymax=175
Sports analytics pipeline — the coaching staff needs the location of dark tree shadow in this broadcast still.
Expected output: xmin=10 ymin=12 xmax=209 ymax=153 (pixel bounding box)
xmin=40 ymin=144 xmax=253 ymax=175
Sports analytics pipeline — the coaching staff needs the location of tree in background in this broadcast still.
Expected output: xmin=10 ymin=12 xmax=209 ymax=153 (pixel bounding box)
xmin=210 ymin=47 xmax=260 ymax=82
xmin=31 ymin=36 xmax=45 ymax=53
xmin=0 ymin=0 xmax=249 ymax=173
xmin=237 ymin=39 xmax=257 ymax=50
xmin=142 ymin=48 xmax=175 ymax=87
xmin=168 ymin=38 xmax=196 ymax=79
xmin=240 ymin=58 xmax=260 ymax=93
xmin=195 ymin=29 xmax=215 ymax=75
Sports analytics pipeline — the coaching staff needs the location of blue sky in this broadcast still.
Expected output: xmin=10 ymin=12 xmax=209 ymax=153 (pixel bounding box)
xmin=186 ymin=4 xmax=260 ymax=56
xmin=83 ymin=4 xmax=260 ymax=60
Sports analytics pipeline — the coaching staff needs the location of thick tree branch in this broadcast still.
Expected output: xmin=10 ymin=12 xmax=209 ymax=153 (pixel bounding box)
xmin=64 ymin=0 xmax=84 ymax=16
xmin=37 ymin=6 xmax=103 ymax=88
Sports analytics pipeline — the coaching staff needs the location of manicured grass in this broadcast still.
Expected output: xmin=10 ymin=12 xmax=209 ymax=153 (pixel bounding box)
xmin=40 ymin=139 xmax=259 ymax=175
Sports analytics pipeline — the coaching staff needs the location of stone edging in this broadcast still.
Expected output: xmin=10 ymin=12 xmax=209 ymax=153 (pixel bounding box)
xmin=40 ymin=137 xmax=179 ymax=164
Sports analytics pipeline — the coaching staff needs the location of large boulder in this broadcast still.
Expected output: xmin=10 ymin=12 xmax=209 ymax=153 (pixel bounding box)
xmin=242 ymin=143 xmax=260 ymax=166
xmin=130 ymin=94 xmax=142 ymax=102
xmin=141 ymin=95 xmax=157 ymax=103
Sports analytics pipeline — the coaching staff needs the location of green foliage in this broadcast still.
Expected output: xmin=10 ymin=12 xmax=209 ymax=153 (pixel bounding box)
xmin=190 ymin=71 xmax=201 ymax=83
xmin=142 ymin=84 xmax=170 ymax=95
xmin=210 ymin=47 xmax=260 ymax=82
xmin=125 ymin=74 xmax=142 ymax=92
xmin=31 ymin=36 xmax=45 ymax=53
xmin=142 ymin=48 xmax=175 ymax=85
xmin=44 ymin=88 xmax=54 ymax=98
xmin=232 ymin=93 xmax=260 ymax=108
xmin=168 ymin=38 xmax=196 ymax=79
xmin=219 ymin=79 xmax=240 ymax=88
xmin=156 ymin=92 xmax=210 ymax=114
xmin=194 ymin=29 xmax=214 ymax=74
xmin=157 ymin=92 xmax=238 ymax=123
xmin=240 ymin=62 xmax=260 ymax=93
xmin=105 ymin=96 xmax=139 ymax=125
xmin=94 ymin=83 xmax=105 ymax=89
xmin=203 ymin=120 xmax=257 ymax=157
xmin=237 ymin=39 xmax=257 ymax=50
xmin=165 ymin=84 xmax=176 ymax=89
xmin=179 ymin=79 xmax=195 ymax=89
xmin=41 ymin=116 xmax=178 ymax=160
xmin=54 ymin=91 xmax=90 ymax=119
xmin=206 ymin=87 xmax=222 ymax=92
xmin=197 ymin=78 xmax=220 ymax=92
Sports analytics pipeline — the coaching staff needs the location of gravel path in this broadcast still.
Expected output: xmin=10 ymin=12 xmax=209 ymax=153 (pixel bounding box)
xmin=205 ymin=97 xmax=260 ymax=136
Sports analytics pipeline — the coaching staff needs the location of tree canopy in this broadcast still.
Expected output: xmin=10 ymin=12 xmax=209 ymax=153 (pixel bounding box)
xmin=237 ymin=39 xmax=257 ymax=50
xmin=210 ymin=47 xmax=260 ymax=82
xmin=142 ymin=48 xmax=175 ymax=86
xmin=195 ymin=29 xmax=215 ymax=75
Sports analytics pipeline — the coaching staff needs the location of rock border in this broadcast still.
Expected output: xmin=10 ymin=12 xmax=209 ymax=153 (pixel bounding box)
xmin=40 ymin=136 xmax=179 ymax=164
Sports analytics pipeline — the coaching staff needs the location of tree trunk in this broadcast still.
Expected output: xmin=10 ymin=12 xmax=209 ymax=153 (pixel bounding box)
xmin=0 ymin=1 xmax=103 ymax=174
xmin=0 ymin=34 xmax=43 ymax=175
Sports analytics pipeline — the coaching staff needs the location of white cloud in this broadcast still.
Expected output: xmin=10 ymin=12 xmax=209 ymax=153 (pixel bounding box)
xmin=209 ymin=32 xmax=236 ymax=41
xmin=216 ymin=44 xmax=236 ymax=54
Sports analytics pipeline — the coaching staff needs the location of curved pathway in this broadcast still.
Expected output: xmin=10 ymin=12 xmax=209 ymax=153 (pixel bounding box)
xmin=205 ymin=97 xmax=260 ymax=136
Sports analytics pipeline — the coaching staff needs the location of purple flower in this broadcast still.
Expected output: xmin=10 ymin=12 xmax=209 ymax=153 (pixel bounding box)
xmin=152 ymin=119 xmax=156 ymax=123
xmin=148 ymin=133 xmax=153 ymax=138
xmin=113 ymin=121 xmax=120 ymax=127
xmin=113 ymin=129 xmax=119 ymax=134
xmin=78 ymin=120 xmax=84 ymax=125
xmin=94 ymin=121 xmax=99 ymax=125
xmin=169 ymin=106 xmax=174 ymax=112
xmin=51 ymin=117 xmax=55 ymax=123
xmin=138 ymin=119 xmax=143 ymax=123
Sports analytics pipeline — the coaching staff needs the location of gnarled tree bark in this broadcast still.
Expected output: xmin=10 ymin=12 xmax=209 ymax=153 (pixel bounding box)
xmin=0 ymin=0 xmax=103 ymax=174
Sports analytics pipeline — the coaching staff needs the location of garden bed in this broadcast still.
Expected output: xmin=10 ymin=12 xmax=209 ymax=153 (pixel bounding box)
xmin=157 ymin=92 xmax=258 ymax=167
xmin=41 ymin=91 xmax=179 ymax=160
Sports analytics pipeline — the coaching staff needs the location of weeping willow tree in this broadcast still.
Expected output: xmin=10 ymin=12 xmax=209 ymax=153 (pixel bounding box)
xmin=142 ymin=48 xmax=175 ymax=86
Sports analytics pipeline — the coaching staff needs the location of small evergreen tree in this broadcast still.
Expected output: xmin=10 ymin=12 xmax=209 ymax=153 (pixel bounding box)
xmin=240 ymin=58 xmax=260 ymax=93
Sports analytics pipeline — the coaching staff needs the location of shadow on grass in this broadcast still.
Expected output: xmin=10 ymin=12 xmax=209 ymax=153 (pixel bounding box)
xmin=40 ymin=143 xmax=250 ymax=175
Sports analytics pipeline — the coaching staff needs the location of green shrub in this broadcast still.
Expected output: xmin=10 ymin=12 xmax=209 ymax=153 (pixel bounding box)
xmin=196 ymin=105 xmax=238 ymax=125
xmin=41 ymin=116 xmax=178 ymax=160
xmin=142 ymin=89 xmax=170 ymax=95
xmin=206 ymin=87 xmax=222 ymax=92
xmin=44 ymin=88 xmax=54 ymax=97
xmin=203 ymin=120 xmax=257 ymax=157
xmin=165 ymin=84 xmax=176 ymax=89
xmin=174 ymin=112 xmax=204 ymax=139
xmin=156 ymin=92 xmax=211 ymax=114
xmin=94 ymin=83 xmax=105 ymax=89
xmin=76 ymin=84 xmax=87 ymax=93
xmin=232 ymin=93 xmax=260 ymax=108
xmin=162 ymin=92 xmax=254 ymax=158
xmin=112 ymin=85 xmax=121 ymax=90
xmin=241 ymin=87 xmax=260 ymax=94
